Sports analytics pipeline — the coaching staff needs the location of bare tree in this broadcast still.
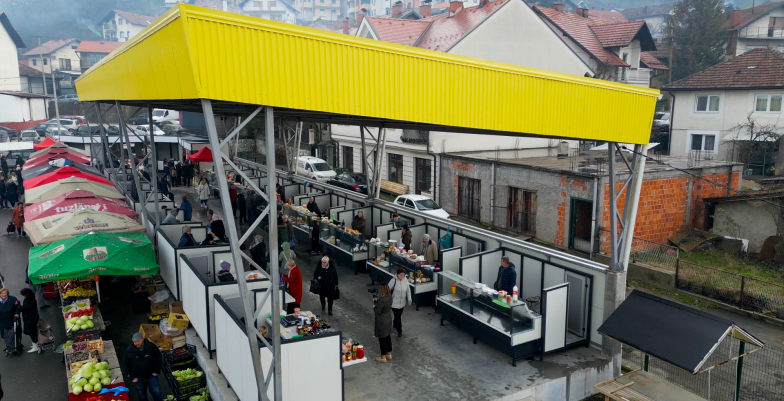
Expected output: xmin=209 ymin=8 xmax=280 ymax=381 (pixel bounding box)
xmin=724 ymin=113 xmax=782 ymax=173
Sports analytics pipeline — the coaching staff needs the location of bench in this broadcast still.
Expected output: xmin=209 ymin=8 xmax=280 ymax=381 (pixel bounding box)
xmin=380 ymin=180 xmax=409 ymax=196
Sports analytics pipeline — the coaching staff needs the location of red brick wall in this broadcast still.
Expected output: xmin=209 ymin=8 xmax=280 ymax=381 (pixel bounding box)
xmin=600 ymin=171 xmax=740 ymax=252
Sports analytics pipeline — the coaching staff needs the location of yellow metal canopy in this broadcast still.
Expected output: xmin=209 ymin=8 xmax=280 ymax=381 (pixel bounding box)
xmin=76 ymin=3 xmax=659 ymax=144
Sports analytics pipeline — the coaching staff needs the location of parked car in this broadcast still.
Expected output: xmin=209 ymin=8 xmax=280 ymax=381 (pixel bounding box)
xmin=74 ymin=124 xmax=102 ymax=136
xmin=134 ymin=125 xmax=165 ymax=136
xmin=157 ymin=121 xmax=189 ymax=135
xmin=34 ymin=122 xmax=51 ymax=135
xmin=45 ymin=127 xmax=71 ymax=138
xmin=296 ymin=156 xmax=336 ymax=182
xmin=61 ymin=115 xmax=87 ymax=125
xmin=328 ymin=173 xmax=368 ymax=194
xmin=152 ymin=109 xmax=179 ymax=123
xmin=128 ymin=113 xmax=149 ymax=125
xmin=0 ymin=131 xmax=9 ymax=143
xmin=19 ymin=129 xmax=41 ymax=143
xmin=653 ymin=112 xmax=670 ymax=132
xmin=47 ymin=118 xmax=79 ymax=132
xmin=53 ymin=94 xmax=79 ymax=104
xmin=0 ymin=126 xmax=18 ymax=140
xmin=393 ymin=194 xmax=450 ymax=219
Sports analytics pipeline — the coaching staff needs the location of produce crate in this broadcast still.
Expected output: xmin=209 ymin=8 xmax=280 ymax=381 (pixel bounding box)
xmin=163 ymin=360 xmax=206 ymax=401
xmin=87 ymin=339 xmax=104 ymax=353
xmin=66 ymin=350 xmax=99 ymax=374
xmin=163 ymin=344 xmax=197 ymax=370
xmin=168 ymin=313 xmax=190 ymax=330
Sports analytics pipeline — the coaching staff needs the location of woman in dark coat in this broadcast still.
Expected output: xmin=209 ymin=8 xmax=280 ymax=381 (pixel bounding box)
xmin=373 ymin=283 xmax=393 ymax=363
xmin=351 ymin=211 xmax=366 ymax=233
xmin=4 ymin=180 xmax=18 ymax=206
xmin=401 ymin=225 xmax=413 ymax=251
xmin=19 ymin=288 xmax=40 ymax=354
xmin=314 ymin=256 xmax=338 ymax=315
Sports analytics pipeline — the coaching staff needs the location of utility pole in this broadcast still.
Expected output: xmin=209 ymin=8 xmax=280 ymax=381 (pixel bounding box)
xmin=37 ymin=36 xmax=49 ymax=118
xmin=50 ymin=68 xmax=63 ymax=140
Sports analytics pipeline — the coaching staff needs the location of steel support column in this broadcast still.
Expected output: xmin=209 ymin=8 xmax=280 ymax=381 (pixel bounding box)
xmin=202 ymin=99 xmax=280 ymax=401
xmin=117 ymin=102 xmax=151 ymax=227
xmin=148 ymin=104 xmax=161 ymax=231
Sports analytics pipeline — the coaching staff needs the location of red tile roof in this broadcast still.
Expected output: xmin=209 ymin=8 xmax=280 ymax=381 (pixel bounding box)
xmin=727 ymin=1 xmax=784 ymax=30
xmin=587 ymin=9 xmax=628 ymax=24
xmin=366 ymin=17 xmax=432 ymax=47
xmin=75 ymin=40 xmax=123 ymax=54
xmin=590 ymin=21 xmax=646 ymax=48
xmin=620 ymin=2 xmax=676 ymax=20
xmin=18 ymin=62 xmax=43 ymax=77
xmin=663 ymin=48 xmax=784 ymax=90
xmin=417 ymin=0 xmax=509 ymax=51
xmin=532 ymin=5 xmax=627 ymax=66
xmin=22 ymin=38 xmax=78 ymax=56
xmin=640 ymin=51 xmax=668 ymax=70
xmin=113 ymin=10 xmax=155 ymax=26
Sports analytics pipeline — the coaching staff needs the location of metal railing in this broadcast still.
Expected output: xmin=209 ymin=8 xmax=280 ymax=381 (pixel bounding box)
xmin=676 ymin=260 xmax=784 ymax=318
xmin=616 ymin=67 xmax=652 ymax=83
xmin=739 ymin=26 xmax=784 ymax=38
xmin=599 ymin=228 xmax=679 ymax=271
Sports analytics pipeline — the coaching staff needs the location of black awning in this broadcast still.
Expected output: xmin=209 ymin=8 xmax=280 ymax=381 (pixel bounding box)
xmin=598 ymin=290 xmax=763 ymax=373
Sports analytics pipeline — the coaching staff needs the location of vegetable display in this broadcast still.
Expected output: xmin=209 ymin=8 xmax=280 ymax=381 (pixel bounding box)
xmin=69 ymin=362 xmax=112 ymax=395
xmin=171 ymin=368 xmax=204 ymax=381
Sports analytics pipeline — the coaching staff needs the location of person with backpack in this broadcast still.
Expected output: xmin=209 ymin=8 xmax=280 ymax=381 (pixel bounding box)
xmin=388 ymin=268 xmax=412 ymax=337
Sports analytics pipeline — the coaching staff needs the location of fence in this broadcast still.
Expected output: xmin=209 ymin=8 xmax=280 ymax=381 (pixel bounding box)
xmin=622 ymin=339 xmax=784 ymax=401
xmin=598 ymin=228 xmax=679 ymax=271
xmin=676 ymin=260 xmax=784 ymax=319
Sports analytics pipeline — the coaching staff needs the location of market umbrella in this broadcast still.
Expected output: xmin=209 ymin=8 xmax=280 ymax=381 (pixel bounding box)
xmin=27 ymin=232 xmax=158 ymax=284
xmin=24 ymin=148 xmax=91 ymax=169
xmin=32 ymin=137 xmax=57 ymax=151
xmin=188 ymin=147 xmax=215 ymax=162
xmin=22 ymin=162 xmax=100 ymax=180
xmin=25 ymin=189 xmax=137 ymax=221
xmin=24 ymin=177 xmax=123 ymax=204
xmin=30 ymin=142 xmax=88 ymax=158
xmin=24 ymin=166 xmax=113 ymax=190
xmin=24 ymin=209 xmax=145 ymax=246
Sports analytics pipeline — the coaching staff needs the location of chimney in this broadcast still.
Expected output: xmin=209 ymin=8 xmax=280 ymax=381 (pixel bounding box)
xmin=343 ymin=17 xmax=349 ymax=34
xmin=553 ymin=3 xmax=563 ymax=12
xmin=357 ymin=9 xmax=365 ymax=25
xmin=420 ymin=0 xmax=431 ymax=17
xmin=449 ymin=0 xmax=463 ymax=15
xmin=730 ymin=9 xmax=741 ymax=27
xmin=393 ymin=0 xmax=402 ymax=15
xmin=576 ymin=7 xmax=586 ymax=17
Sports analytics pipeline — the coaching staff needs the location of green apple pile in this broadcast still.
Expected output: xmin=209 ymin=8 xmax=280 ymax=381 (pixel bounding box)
xmin=69 ymin=362 xmax=112 ymax=395
xmin=67 ymin=316 xmax=95 ymax=332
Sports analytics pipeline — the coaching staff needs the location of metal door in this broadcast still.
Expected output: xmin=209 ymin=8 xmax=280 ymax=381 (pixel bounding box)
xmin=565 ymin=271 xmax=588 ymax=339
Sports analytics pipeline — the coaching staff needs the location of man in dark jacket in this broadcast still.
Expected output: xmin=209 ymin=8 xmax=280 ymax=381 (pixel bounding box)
xmin=157 ymin=177 xmax=172 ymax=200
xmin=178 ymin=226 xmax=196 ymax=247
xmin=180 ymin=196 xmax=193 ymax=222
xmin=0 ymin=176 xmax=6 ymax=209
xmin=249 ymin=235 xmax=266 ymax=270
xmin=351 ymin=211 xmax=366 ymax=233
xmin=14 ymin=155 xmax=23 ymax=167
xmin=0 ymin=156 xmax=8 ymax=178
xmin=306 ymin=197 xmax=321 ymax=216
xmin=0 ymin=289 xmax=20 ymax=356
xmin=124 ymin=332 xmax=163 ymax=401
xmin=494 ymin=256 xmax=517 ymax=295
xmin=314 ymin=256 xmax=339 ymax=316
xmin=401 ymin=225 xmax=413 ymax=251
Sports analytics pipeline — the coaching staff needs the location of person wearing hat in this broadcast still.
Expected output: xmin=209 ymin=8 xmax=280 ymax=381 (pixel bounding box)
xmin=217 ymin=261 xmax=235 ymax=282
xmin=161 ymin=207 xmax=179 ymax=225
xmin=123 ymin=332 xmax=163 ymax=401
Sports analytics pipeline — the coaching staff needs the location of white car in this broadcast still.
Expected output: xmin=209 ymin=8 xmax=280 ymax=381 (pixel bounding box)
xmin=47 ymin=118 xmax=79 ymax=133
xmin=134 ymin=125 xmax=166 ymax=136
xmin=296 ymin=156 xmax=336 ymax=182
xmin=394 ymin=194 xmax=450 ymax=219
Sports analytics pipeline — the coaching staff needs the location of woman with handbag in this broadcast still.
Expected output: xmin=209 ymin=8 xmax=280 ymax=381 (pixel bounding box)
xmin=313 ymin=256 xmax=338 ymax=316
xmin=373 ymin=283 xmax=393 ymax=363
xmin=388 ymin=267 xmax=412 ymax=337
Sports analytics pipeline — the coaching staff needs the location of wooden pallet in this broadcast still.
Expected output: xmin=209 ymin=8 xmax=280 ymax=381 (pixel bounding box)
xmin=594 ymin=376 xmax=655 ymax=401
xmin=380 ymin=180 xmax=409 ymax=196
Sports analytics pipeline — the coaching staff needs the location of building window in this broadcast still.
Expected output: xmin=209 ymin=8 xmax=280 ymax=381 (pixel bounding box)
xmin=32 ymin=59 xmax=37 ymax=66
xmin=59 ymin=59 xmax=71 ymax=70
xmin=695 ymin=95 xmax=720 ymax=112
xmin=388 ymin=153 xmax=403 ymax=184
xmin=320 ymin=8 xmax=326 ymax=14
xmin=120 ymin=31 xmax=125 ymax=39
xmin=507 ymin=188 xmax=536 ymax=235
xmin=118 ymin=18 xmax=124 ymax=25
xmin=343 ymin=146 xmax=354 ymax=172
xmin=331 ymin=9 xmax=336 ymax=17
xmin=127 ymin=31 xmax=130 ymax=38
xmin=755 ymin=94 xmax=783 ymax=112
xmin=690 ymin=133 xmax=716 ymax=153
xmin=415 ymin=158 xmax=431 ymax=193
xmin=71 ymin=45 xmax=77 ymax=49
xmin=43 ymin=58 xmax=48 ymax=65
xmin=458 ymin=176 xmax=481 ymax=221
xmin=269 ymin=1 xmax=277 ymax=8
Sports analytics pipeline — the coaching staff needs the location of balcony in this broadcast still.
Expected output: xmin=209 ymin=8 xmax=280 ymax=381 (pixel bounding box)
xmin=103 ymin=23 xmax=117 ymax=31
xmin=616 ymin=67 xmax=651 ymax=86
xmin=739 ymin=26 xmax=784 ymax=39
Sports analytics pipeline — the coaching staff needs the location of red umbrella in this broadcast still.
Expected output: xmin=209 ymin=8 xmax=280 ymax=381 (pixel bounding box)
xmin=24 ymin=189 xmax=138 ymax=221
xmin=32 ymin=137 xmax=57 ymax=151
xmin=24 ymin=149 xmax=91 ymax=169
xmin=188 ymin=147 xmax=214 ymax=162
xmin=24 ymin=166 xmax=114 ymax=190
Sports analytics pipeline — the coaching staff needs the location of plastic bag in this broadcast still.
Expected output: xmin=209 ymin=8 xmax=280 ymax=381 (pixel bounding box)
xmin=148 ymin=289 xmax=170 ymax=303
xmin=159 ymin=319 xmax=184 ymax=337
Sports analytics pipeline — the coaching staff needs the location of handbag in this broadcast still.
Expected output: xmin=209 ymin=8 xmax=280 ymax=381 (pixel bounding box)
xmin=289 ymin=239 xmax=296 ymax=248
xmin=309 ymin=279 xmax=320 ymax=295
xmin=333 ymin=286 xmax=340 ymax=300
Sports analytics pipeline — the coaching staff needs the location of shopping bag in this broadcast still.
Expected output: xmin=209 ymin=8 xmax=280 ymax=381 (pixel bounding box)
xmin=309 ymin=279 xmax=320 ymax=294
xmin=333 ymin=286 xmax=340 ymax=300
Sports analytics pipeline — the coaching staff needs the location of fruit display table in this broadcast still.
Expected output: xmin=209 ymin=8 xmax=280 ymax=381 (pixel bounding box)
xmin=67 ymin=383 xmax=130 ymax=401
xmin=66 ymin=340 xmax=125 ymax=395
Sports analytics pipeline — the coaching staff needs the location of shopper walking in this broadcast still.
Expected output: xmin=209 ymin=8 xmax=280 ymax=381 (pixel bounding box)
xmin=123 ymin=332 xmax=163 ymax=401
xmin=494 ymin=256 xmax=517 ymax=295
xmin=277 ymin=215 xmax=289 ymax=253
xmin=5 ymin=179 xmax=18 ymax=206
xmin=282 ymin=259 xmax=302 ymax=314
xmin=420 ymin=234 xmax=438 ymax=266
xmin=388 ymin=268 xmax=412 ymax=337
xmin=18 ymin=288 xmax=40 ymax=354
xmin=11 ymin=202 xmax=25 ymax=237
xmin=14 ymin=155 xmax=23 ymax=168
xmin=197 ymin=178 xmax=210 ymax=210
xmin=0 ymin=176 xmax=6 ymax=209
xmin=373 ymin=283 xmax=393 ymax=363
xmin=206 ymin=209 xmax=226 ymax=241
xmin=180 ymin=196 xmax=193 ymax=222
xmin=314 ymin=256 xmax=338 ymax=316
xmin=228 ymin=185 xmax=237 ymax=218
xmin=0 ymin=288 xmax=20 ymax=356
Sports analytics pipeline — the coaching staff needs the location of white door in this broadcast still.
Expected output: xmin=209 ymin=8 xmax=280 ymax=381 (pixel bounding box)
xmin=565 ymin=272 xmax=588 ymax=339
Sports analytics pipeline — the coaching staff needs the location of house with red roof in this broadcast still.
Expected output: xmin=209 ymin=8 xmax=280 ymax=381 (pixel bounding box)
xmin=620 ymin=2 xmax=675 ymax=39
xmin=21 ymin=38 xmax=82 ymax=75
xmin=726 ymin=2 xmax=784 ymax=58
xmin=662 ymin=48 xmax=784 ymax=171
xmin=75 ymin=41 xmax=124 ymax=73
xmin=97 ymin=10 xmax=155 ymax=42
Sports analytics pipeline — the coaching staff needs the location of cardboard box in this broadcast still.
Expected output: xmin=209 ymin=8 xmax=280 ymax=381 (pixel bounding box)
xmin=169 ymin=301 xmax=184 ymax=314
xmin=168 ymin=313 xmax=190 ymax=330
xmin=170 ymin=334 xmax=187 ymax=350
xmin=150 ymin=299 xmax=170 ymax=315
xmin=140 ymin=324 xmax=172 ymax=350
xmin=156 ymin=337 xmax=173 ymax=351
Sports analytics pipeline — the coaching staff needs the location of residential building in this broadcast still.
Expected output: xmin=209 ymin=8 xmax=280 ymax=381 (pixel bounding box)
xmin=301 ymin=0 xmax=342 ymax=21
xmin=240 ymin=0 xmax=299 ymax=23
xmin=662 ymin=48 xmax=784 ymax=175
xmin=18 ymin=62 xmax=62 ymax=95
xmin=346 ymin=0 xmax=386 ymax=19
xmin=620 ymin=2 xmax=675 ymax=39
xmin=0 ymin=91 xmax=49 ymax=128
xmin=437 ymin=150 xmax=741 ymax=253
xmin=98 ymin=10 xmax=154 ymax=42
xmin=20 ymin=38 xmax=81 ymax=94
xmin=75 ymin=41 xmax=123 ymax=73
xmin=191 ymin=0 xmax=243 ymax=13
xmin=726 ymin=1 xmax=784 ymax=58
xmin=0 ymin=12 xmax=25 ymax=92
xmin=703 ymin=191 xmax=784 ymax=253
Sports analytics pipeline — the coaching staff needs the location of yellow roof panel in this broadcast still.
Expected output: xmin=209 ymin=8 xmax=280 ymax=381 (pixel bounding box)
xmin=76 ymin=4 xmax=659 ymax=144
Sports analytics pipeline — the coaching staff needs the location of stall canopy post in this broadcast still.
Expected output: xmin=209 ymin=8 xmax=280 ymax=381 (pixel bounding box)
xmin=148 ymin=104 xmax=161 ymax=231
xmin=265 ymin=107 xmax=283 ymax=401
xmin=117 ymin=101 xmax=151 ymax=229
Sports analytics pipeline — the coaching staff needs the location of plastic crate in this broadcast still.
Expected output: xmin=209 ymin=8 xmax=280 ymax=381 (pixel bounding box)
xmin=163 ymin=344 xmax=197 ymax=364
xmin=163 ymin=360 xmax=206 ymax=401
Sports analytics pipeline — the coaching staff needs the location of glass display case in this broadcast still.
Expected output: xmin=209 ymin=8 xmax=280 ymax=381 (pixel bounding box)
xmin=366 ymin=249 xmax=439 ymax=309
xmin=320 ymin=225 xmax=369 ymax=264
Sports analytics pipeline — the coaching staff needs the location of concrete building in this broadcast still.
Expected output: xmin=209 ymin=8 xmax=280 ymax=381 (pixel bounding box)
xmin=240 ymin=0 xmax=299 ymax=23
xmin=437 ymin=149 xmax=742 ymax=253
xmin=663 ymin=48 xmax=784 ymax=175
xmin=98 ymin=10 xmax=154 ymax=42
xmin=703 ymin=191 xmax=784 ymax=253
xmin=620 ymin=2 xmax=675 ymax=39
xmin=18 ymin=61 xmax=61 ymax=95
xmin=726 ymin=1 xmax=784 ymax=58
xmin=75 ymin=41 xmax=123 ymax=73
xmin=0 ymin=91 xmax=48 ymax=125
xmin=21 ymin=38 xmax=82 ymax=75
xmin=300 ymin=0 xmax=342 ymax=21
xmin=0 ymin=12 xmax=24 ymax=93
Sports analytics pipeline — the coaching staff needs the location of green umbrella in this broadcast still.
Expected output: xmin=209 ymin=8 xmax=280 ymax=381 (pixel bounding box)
xmin=28 ymin=232 xmax=159 ymax=284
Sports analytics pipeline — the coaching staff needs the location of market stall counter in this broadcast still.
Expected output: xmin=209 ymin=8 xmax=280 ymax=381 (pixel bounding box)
xmin=366 ymin=242 xmax=438 ymax=310
xmin=320 ymin=223 xmax=369 ymax=272
xmin=66 ymin=340 xmax=127 ymax=398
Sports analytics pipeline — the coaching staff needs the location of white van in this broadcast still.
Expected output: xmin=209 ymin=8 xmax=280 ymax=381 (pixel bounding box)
xmin=152 ymin=109 xmax=180 ymax=123
xmin=296 ymin=156 xmax=336 ymax=182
